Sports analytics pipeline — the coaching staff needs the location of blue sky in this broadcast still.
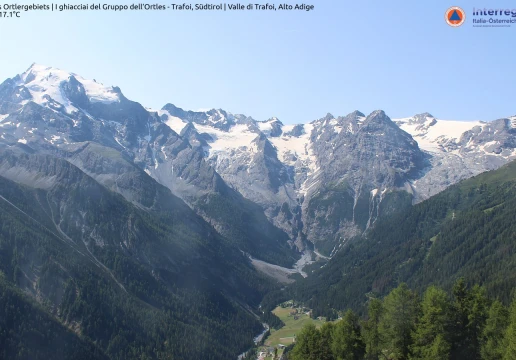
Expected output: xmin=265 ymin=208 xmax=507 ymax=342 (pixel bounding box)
xmin=0 ymin=0 xmax=514 ymax=123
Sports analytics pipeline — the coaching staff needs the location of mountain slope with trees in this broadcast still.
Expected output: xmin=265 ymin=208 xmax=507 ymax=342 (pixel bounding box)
xmin=285 ymin=281 xmax=516 ymax=360
xmin=0 ymin=149 xmax=276 ymax=359
xmin=289 ymin=160 xmax=516 ymax=316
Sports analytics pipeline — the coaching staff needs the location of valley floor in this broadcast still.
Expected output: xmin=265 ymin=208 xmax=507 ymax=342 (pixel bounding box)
xmin=255 ymin=303 xmax=334 ymax=359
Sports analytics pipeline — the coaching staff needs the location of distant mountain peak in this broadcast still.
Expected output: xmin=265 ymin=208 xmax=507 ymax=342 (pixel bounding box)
xmin=323 ymin=112 xmax=334 ymax=120
xmin=364 ymin=110 xmax=396 ymax=127
xmin=351 ymin=110 xmax=365 ymax=118
xmin=265 ymin=116 xmax=283 ymax=125
xmin=417 ymin=112 xmax=434 ymax=118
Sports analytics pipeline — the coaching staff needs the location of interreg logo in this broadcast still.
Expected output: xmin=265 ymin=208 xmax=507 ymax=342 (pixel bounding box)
xmin=445 ymin=7 xmax=466 ymax=27
xmin=472 ymin=7 xmax=516 ymax=27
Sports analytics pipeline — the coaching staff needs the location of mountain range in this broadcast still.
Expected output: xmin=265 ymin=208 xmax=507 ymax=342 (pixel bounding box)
xmin=1 ymin=64 xmax=516 ymax=359
xmin=2 ymin=64 xmax=515 ymax=258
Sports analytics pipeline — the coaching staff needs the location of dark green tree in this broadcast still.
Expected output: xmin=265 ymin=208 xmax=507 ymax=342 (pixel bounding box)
xmin=481 ymin=300 xmax=509 ymax=360
xmin=332 ymin=310 xmax=365 ymax=360
xmin=410 ymin=286 xmax=451 ymax=360
xmin=363 ymin=298 xmax=383 ymax=360
xmin=289 ymin=323 xmax=322 ymax=360
xmin=379 ymin=283 xmax=419 ymax=360
xmin=319 ymin=322 xmax=336 ymax=360
xmin=451 ymin=279 xmax=488 ymax=360
xmin=502 ymin=297 xmax=516 ymax=360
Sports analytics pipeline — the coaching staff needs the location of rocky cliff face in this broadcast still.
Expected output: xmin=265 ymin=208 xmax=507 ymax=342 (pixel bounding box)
xmin=299 ymin=110 xmax=426 ymax=254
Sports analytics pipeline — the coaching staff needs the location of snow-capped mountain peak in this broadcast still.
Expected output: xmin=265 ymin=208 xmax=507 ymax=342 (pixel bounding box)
xmin=17 ymin=64 xmax=120 ymax=113
xmin=257 ymin=117 xmax=283 ymax=137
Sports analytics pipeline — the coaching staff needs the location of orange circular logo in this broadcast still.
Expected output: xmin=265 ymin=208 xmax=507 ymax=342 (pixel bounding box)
xmin=445 ymin=6 xmax=466 ymax=27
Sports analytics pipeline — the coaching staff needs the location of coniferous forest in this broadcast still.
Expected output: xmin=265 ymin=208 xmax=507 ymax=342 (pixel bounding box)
xmin=0 ymin=155 xmax=272 ymax=360
xmin=285 ymin=280 xmax=516 ymax=360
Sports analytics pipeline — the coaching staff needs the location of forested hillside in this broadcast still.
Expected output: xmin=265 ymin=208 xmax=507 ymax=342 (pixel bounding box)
xmin=0 ymin=150 xmax=274 ymax=359
xmin=0 ymin=277 xmax=108 ymax=360
xmin=289 ymin=160 xmax=516 ymax=317
xmin=285 ymin=281 xmax=516 ymax=360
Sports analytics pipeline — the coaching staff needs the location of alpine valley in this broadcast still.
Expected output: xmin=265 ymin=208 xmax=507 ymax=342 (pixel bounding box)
xmin=1 ymin=64 xmax=516 ymax=359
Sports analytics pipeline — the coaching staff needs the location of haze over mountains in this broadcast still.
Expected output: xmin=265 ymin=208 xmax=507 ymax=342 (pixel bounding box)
xmin=2 ymin=64 xmax=515 ymax=257
xmin=1 ymin=64 xmax=516 ymax=359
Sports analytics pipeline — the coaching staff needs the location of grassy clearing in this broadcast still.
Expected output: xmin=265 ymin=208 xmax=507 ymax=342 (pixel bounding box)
xmin=256 ymin=304 xmax=331 ymax=359
xmin=265 ymin=306 xmax=326 ymax=347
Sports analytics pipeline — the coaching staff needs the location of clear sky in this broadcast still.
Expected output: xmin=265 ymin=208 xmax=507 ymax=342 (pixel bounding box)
xmin=0 ymin=0 xmax=514 ymax=123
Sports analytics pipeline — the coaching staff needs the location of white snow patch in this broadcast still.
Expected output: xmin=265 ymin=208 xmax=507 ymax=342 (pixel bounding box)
xmin=161 ymin=110 xmax=189 ymax=135
xmin=50 ymin=135 xmax=63 ymax=144
xmin=370 ymin=188 xmax=378 ymax=197
xmin=161 ymin=146 xmax=168 ymax=159
xmin=17 ymin=138 xmax=27 ymax=144
xmin=257 ymin=121 xmax=272 ymax=133
xmin=269 ymin=123 xmax=314 ymax=165
xmin=282 ymin=124 xmax=296 ymax=133
xmin=114 ymin=137 xmax=126 ymax=149
xmin=509 ymin=116 xmax=516 ymax=129
xmin=194 ymin=123 xmax=258 ymax=155
xmin=80 ymin=78 xmax=119 ymax=104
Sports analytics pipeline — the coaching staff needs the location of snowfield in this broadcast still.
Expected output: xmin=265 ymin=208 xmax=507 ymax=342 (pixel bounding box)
xmin=395 ymin=115 xmax=484 ymax=153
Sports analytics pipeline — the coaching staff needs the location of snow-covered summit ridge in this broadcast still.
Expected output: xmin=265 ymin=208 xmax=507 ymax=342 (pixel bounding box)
xmin=159 ymin=103 xmax=316 ymax=161
xmin=394 ymin=113 xmax=486 ymax=153
xmin=159 ymin=102 xmax=516 ymax=170
xmin=17 ymin=64 xmax=120 ymax=113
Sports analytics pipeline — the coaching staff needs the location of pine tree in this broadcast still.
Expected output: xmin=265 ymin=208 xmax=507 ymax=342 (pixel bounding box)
xmin=379 ymin=283 xmax=419 ymax=360
xmin=319 ymin=322 xmax=335 ymax=360
xmin=481 ymin=300 xmax=509 ymax=360
xmin=425 ymin=334 xmax=451 ymax=360
xmin=289 ymin=323 xmax=322 ymax=360
xmin=502 ymin=297 xmax=516 ymax=360
xmin=331 ymin=310 xmax=365 ymax=360
xmin=450 ymin=279 xmax=488 ymax=360
xmin=410 ymin=286 xmax=451 ymax=360
xmin=451 ymin=278 xmax=469 ymax=358
xmin=363 ymin=298 xmax=383 ymax=360
xmin=468 ymin=285 xmax=489 ymax=355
